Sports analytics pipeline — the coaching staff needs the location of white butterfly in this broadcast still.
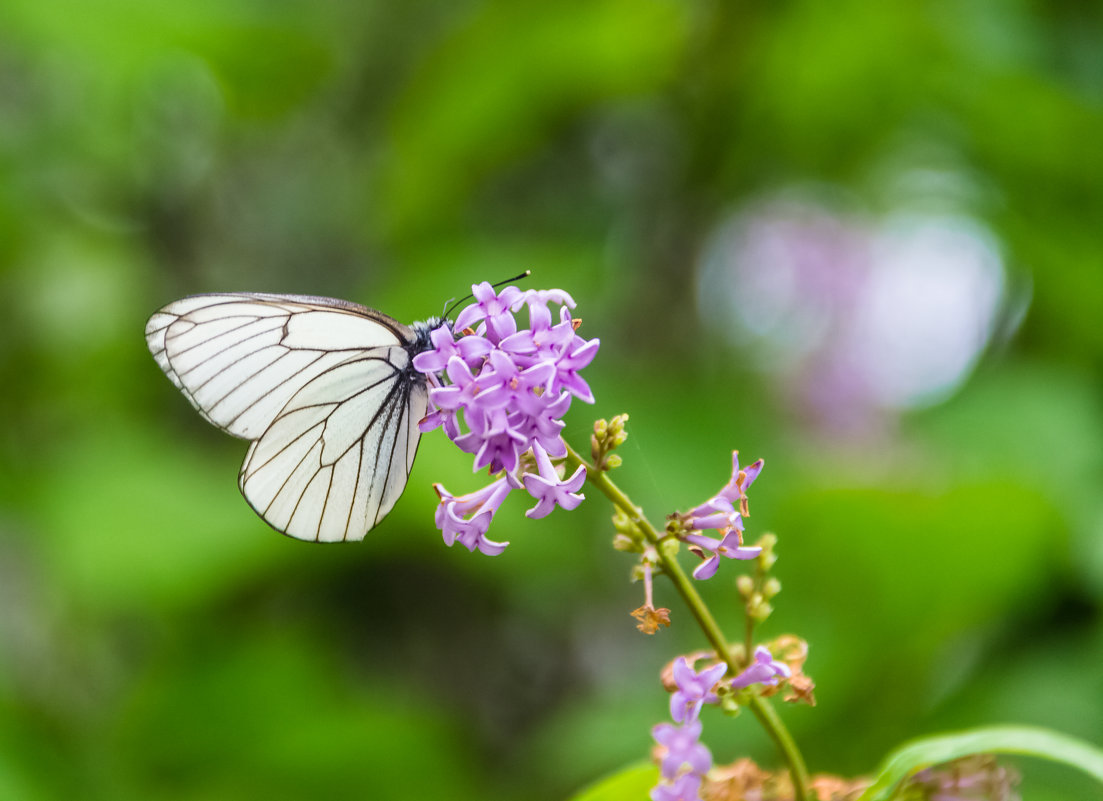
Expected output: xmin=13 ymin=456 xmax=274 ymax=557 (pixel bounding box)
xmin=145 ymin=293 xmax=443 ymax=543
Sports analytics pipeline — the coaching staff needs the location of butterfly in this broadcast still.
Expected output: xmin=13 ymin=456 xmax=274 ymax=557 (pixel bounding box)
xmin=145 ymin=293 xmax=444 ymax=543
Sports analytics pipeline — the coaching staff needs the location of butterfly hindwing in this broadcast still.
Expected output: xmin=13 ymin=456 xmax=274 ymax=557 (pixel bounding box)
xmin=238 ymin=348 xmax=427 ymax=542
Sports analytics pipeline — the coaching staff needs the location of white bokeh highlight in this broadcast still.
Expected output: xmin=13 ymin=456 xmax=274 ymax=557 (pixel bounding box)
xmin=697 ymin=196 xmax=1010 ymax=425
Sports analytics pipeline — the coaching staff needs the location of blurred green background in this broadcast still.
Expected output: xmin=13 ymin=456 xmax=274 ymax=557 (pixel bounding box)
xmin=2 ymin=0 xmax=1101 ymax=799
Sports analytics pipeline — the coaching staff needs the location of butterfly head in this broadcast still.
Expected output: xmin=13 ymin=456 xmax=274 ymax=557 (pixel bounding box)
xmin=410 ymin=316 xmax=449 ymax=357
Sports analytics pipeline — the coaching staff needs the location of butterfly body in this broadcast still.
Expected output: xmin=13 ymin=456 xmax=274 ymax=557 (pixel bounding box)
xmin=145 ymin=293 xmax=443 ymax=542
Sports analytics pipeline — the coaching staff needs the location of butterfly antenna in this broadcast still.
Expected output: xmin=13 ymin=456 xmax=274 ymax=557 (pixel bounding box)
xmin=490 ymin=269 xmax=531 ymax=290
xmin=442 ymin=270 xmax=532 ymax=320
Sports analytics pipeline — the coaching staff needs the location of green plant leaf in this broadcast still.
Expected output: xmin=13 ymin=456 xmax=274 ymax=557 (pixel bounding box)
xmin=857 ymin=725 xmax=1103 ymax=801
xmin=566 ymin=763 xmax=657 ymax=801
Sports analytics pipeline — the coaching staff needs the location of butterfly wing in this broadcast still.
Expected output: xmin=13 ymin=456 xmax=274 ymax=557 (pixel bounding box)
xmin=238 ymin=348 xmax=427 ymax=542
xmin=146 ymin=293 xmax=426 ymax=541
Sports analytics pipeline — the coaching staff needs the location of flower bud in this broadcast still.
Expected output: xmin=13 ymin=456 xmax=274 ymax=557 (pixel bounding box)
xmin=762 ymin=577 xmax=781 ymax=598
xmin=719 ymin=694 xmax=742 ymax=716
xmin=612 ymin=508 xmax=640 ymax=538
xmin=605 ymin=453 xmax=623 ymax=469
xmin=613 ymin=532 xmax=640 ymax=552
xmin=749 ymin=598 xmax=773 ymax=622
xmin=725 ymin=643 xmax=747 ymax=666
xmin=736 ymin=575 xmax=755 ymax=599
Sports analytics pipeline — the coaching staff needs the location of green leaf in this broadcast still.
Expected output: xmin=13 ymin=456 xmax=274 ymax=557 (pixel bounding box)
xmin=566 ymin=763 xmax=657 ymax=801
xmin=856 ymin=725 xmax=1103 ymax=801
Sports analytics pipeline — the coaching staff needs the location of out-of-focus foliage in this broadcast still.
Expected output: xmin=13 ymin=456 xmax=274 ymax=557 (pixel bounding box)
xmin=1 ymin=1 xmax=1101 ymax=799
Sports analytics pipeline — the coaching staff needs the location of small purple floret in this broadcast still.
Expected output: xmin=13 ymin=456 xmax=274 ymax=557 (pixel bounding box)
xmin=522 ymin=443 xmax=586 ymax=519
xmin=687 ymin=529 xmax=762 ymax=581
xmin=453 ymin=281 xmax=524 ymax=340
xmin=433 ymin=478 xmax=512 ymax=555
xmin=730 ymin=646 xmax=791 ymax=690
xmin=669 ymin=657 xmax=727 ymax=723
xmin=679 ymin=451 xmax=765 ymax=580
xmin=652 ymin=718 xmax=712 ymax=780
xmin=650 ymin=772 xmax=703 ymax=801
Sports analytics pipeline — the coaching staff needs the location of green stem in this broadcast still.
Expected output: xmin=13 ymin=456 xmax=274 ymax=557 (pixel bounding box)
xmin=563 ymin=442 xmax=810 ymax=801
xmin=744 ymin=607 xmax=757 ymax=668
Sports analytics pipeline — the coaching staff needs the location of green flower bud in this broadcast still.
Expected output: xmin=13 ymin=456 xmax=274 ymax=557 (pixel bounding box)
xmin=719 ymin=694 xmax=742 ymax=717
xmin=750 ymin=598 xmax=773 ymax=622
xmin=757 ymin=548 xmax=778 ymax=572
xmin=612 ymin=508 xmax=640 ymax=538
xmin=613 ymin=533 xmax=641 ymax=552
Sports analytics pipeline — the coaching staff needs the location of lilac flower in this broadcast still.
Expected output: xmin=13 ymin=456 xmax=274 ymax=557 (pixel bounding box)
xmin=430 ymin=356 xmax=511 ymax=414
xmin=721 ymin=451 xmax=763 ymax=519
xmin=522 ymin=443 xmax=586 ymax=519
xmin=651 ymin=693 xmax=713 ymax=801
xmin=685 ymin=500 xmax=742 ymax=533
xmin=518 ymin=287 xmax=576 ymax=309
xmin=677 ymin=451 xmax=765 ymax=579
xmin=683 ymin=451 xmax=763 ymax=525
xmin=650 ymin=652 xmax=730 ymax=801
xmin=512 ymin=388 xmax=569 ymax=458
xmin=650 ymin=772 xmax=703 ymax=801
xmin=454 ymin=407 xmax=528 ymax=475
xmin=553 ymin=335 xmax=600 ymax=403
xmin=419 ymin=403 xmax=460 ymax=442
xmin=433 ymin=478 xmax=512 ymax=555
xmin=500 ymin=301 xmax=576 ymax=363
xmin=669 ymin=657 xmax=727 ymax=723
xmin=686 ymin=529 xmax=762 ymax=581
xmin=417 ymin=282 xmax=599 ymax=554
xmin=730 ymin=646 xmax=791 ymax=690
xmin=411 ymin=325 xmax=493 ymax=374
xmin=652 ymin=718 xmax=712 ymax=779
xmin=452 ymin=281 xmax=523 ymax=340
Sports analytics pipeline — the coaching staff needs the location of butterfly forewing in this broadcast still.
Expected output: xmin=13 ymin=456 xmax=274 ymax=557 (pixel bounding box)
xmin=145 ymin=293 xmax=410 ymax=440
xmin=146 ymin=293 xmax=429 ymax=542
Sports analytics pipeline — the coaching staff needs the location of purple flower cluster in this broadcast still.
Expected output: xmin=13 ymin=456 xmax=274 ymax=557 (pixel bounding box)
xmin=651 ymin=718 xmax=711 ymax=801
xmin=652 ymin=647 xmax=793 ymax=801
xmin=679 ymin=452 xmax=764 ymax=580
xmin=652 ymin=660 xmax=717 ymax=801
xmin=413 ymin=282 xmax=599 ymax=554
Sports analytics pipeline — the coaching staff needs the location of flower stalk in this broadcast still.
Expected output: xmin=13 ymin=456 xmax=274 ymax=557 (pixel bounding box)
xmin=562 ymin=441 xmax=811 ymax=801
